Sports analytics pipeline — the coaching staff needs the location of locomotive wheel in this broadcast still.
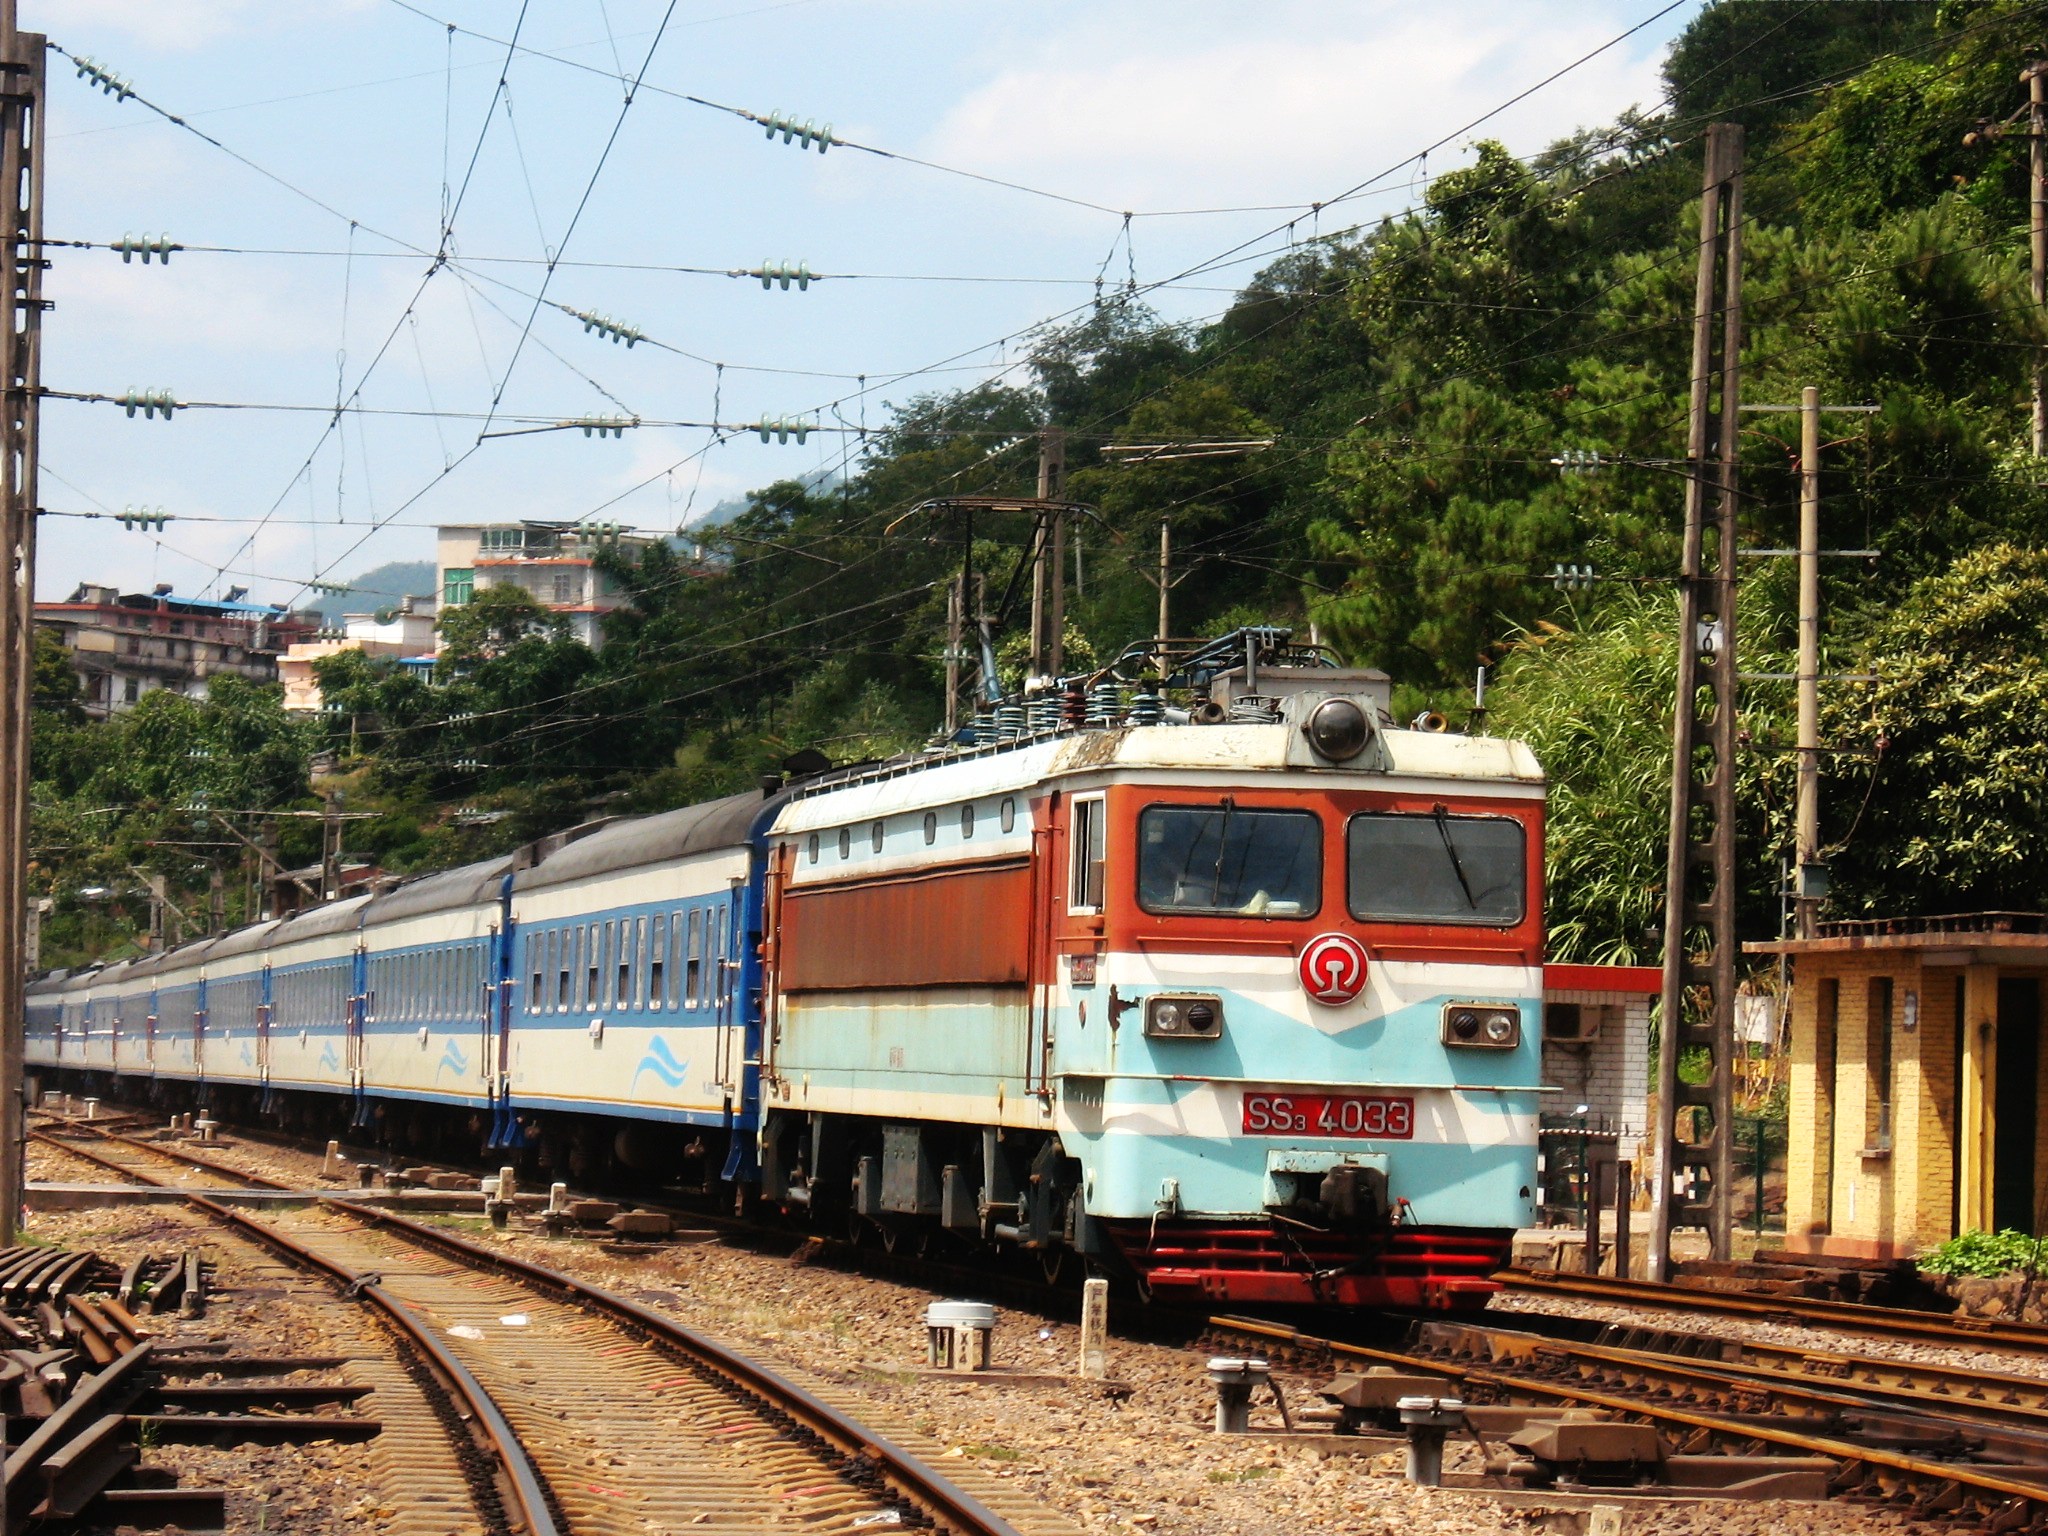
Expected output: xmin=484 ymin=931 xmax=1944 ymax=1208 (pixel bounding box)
xmin=1038 ymin=1246 xmax=1067 ymax=1284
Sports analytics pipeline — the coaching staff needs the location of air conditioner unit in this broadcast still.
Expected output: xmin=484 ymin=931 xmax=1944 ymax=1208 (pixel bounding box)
xmin=1544 ymin=1004 xmax=1601 ymax=1045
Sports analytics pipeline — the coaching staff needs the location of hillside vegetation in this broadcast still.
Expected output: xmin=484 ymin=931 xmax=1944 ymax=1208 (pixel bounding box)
xmin=33 ymin=0 xmax=2048 ymax=967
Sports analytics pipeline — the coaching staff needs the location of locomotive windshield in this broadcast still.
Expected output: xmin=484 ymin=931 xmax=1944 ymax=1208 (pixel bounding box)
xmin=1346 ymin=810 xmax=1525 ymax=925
xmin=1137 ymin=803 xmax=1321 ymax=917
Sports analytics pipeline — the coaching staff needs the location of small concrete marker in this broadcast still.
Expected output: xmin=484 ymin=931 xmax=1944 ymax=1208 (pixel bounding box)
xmin=1079 ymin=1277 xmax=1109 ymax=1380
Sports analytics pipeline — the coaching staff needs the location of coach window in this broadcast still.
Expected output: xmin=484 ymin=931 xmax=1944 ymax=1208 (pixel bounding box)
xmin=923 ymin=811 xmax=937 ymax=845
xmin=635 ymin=917 xmax=650 ymax=1006
xmin=617 ymin=920 xmax=634 ymax=1008
xmin=961 ymin=803 xmax=976 ymax=839
xmin=871 ymin=819 xmax=884 ymax=853
xmin=713 ymin=909 xmax=730 ymax=1005
xmin=838 ymin=827 xmax=851 ymax=860
xmin=556 ymin=931 xmax=572 ymax=1011
xmin=1070 ymin=795 xmax=1106 ymax=912
xmin=529 ymin=936 xmax=543 ymax=1015
xmin=582 ymin=925 xmax=599 ymax=1008
xmin=686 ymin=910 xmax=704 ymax=1007
xmin=1001 ymin=797 xmax=1016 ymax=834
xmin=650 ymin=915 xmax=668 ymax=1007
xmin=1346 ymin=809 xmax=1525 ymax=926
xmin=669 ymin=912 xmax=685 ymax=1011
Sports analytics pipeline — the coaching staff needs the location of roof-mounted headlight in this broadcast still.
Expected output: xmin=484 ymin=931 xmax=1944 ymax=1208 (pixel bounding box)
xmin=1303 ymin=697 xmax=1371 ymax=762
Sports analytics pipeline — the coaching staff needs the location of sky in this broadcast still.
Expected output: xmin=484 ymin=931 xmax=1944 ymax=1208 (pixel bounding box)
xmin=30 ymin=0 xmax=1701 ymax=609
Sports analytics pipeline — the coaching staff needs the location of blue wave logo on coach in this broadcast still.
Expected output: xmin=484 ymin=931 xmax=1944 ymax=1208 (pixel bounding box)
xmin=239 ymin=1041 xmax=255 ymax=1068
xmin=631 ymin=1035 xmax=689 ymax=1091
xmin=319 ymin=1041 xmax=342 ymax=1073
xmin=437 ymin=1040 xmax=470 ymax=1080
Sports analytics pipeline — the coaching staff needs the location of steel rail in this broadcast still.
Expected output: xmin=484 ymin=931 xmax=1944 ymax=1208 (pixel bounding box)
xmin=35 ymin=1127 xmax=560 ymax=1536
xmin=1412 ymin=1318 xmax=2048 ymax=1466
xmin=36 ymin=1122 xmax=1028 ymax=1536
xmin=184 ymin=1191 xmax=562 ymax=1536
xmin=1209 ymin=1315 xmax=2048 ymax=1523
xmin=1500 ymin=1266 xmax=2048 ymax=1358
xmin=338 ymin=1201 xmax=1029 ymax=1536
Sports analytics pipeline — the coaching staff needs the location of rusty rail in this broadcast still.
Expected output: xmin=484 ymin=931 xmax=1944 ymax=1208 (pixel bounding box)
xmin=1210 ymin=1314 xmax=2048 ymax=1525
xmin=1500 ymin=1265 xmax=2048 ymax=1358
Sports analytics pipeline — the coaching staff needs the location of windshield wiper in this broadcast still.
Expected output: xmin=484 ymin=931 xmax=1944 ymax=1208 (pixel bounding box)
xmin=1432 ymin=803 xmax=1478 ymax=910
xmin=1210 ymin=796 xmax=1236 ymax=904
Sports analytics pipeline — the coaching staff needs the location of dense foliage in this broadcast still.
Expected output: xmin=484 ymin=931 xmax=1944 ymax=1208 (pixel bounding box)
xmin=30 ymin=1 xmax=2048 ymax=966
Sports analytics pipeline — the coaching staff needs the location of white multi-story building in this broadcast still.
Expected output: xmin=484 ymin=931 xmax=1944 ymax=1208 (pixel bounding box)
xmin=435 ymin=521 xmax=652 ymax=651
xmin=278 ymin=600 xmax=439 ymax=713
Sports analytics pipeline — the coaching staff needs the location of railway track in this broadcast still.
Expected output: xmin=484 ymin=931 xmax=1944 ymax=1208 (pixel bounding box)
xmin=1500 ymin=1265 xmax=2048 ymax=1359
xmin=1204 ymin=1313 xmax=2048 ymax=1525
xmin=34 ymin=1122 xmax=1060 ymax=1536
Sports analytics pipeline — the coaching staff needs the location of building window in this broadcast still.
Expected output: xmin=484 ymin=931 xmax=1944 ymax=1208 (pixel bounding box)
xmin=443 ymin=568 xmax=474 ymax=607
xmin=1866 ymin=976 xmax=1894 ymax=1151
xmin=123 ymin=677 xmax=140 ymax=704
xmin=552 ymin=571 xmax=575 ymax=605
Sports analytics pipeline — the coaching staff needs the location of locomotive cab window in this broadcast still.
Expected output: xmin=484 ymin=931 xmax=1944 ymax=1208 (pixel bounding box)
xmin=1138 ymin=802 xmax=1321 ymax=918
xmin=1346 ymin=809 xmax=1525 ymax=926
xmin=1070 ymin=796 xmax=1106 ymax=912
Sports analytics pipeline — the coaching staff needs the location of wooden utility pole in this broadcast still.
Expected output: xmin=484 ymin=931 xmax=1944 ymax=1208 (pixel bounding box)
xmin=1740 ymin=391 xmax=1879 ymax=938
xmin=0 ymin=0 xmax=45 ymax=1251
xmin=1651 ymin=122 xmax=1744 ymax=1279
xmin=2032 ymin=62 xmax=2046 ymax=456
xmin=1039 ymin=428 xmax=1067 ymax=677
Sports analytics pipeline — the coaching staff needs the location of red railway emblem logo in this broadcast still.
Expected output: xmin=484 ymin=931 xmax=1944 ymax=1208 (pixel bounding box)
xmin=1298 ymin=932 xmax=1368 ymax=1005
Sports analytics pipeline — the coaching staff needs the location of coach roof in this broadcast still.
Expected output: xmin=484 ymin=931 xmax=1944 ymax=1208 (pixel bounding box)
xmin=365 ymin=856 xmax=513 ymax=925
xmin=514 ymin=789 xmax=774 ymax=893
xmin=271 ymin=892 xmax=372 ymax=945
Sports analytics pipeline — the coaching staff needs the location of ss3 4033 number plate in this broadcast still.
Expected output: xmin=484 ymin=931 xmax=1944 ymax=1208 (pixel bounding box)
xmin=1241 ymin=1092 xmax=1414 ymax=1139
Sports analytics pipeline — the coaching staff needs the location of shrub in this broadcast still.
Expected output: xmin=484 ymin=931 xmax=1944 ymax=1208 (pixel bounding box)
xmin=1920 ymin=1229 xmax=2047 ymax=1278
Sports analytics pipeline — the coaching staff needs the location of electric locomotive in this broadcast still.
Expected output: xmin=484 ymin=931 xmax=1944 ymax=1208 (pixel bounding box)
xmin=26 ymin=628 xmax=1544 ymax=1311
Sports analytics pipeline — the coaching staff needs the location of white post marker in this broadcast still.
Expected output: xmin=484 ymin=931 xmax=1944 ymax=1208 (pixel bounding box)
xmin=1079 ymin=1278 xmax=1109 ymax=1380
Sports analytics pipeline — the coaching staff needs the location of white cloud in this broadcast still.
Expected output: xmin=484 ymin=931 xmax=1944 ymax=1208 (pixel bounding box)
xmin=925 ymin=3 xmax=1667 ymax=217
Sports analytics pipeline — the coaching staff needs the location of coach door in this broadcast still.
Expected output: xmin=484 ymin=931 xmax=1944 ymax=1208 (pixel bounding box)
xmin=485 ymin=928 xmax=510 ymax=1097
xmin=715 ymin=887 xmax=743 ymax=1107
xmin=347 ymin=945 xmax=368 ymax=1089
xmin=256 ymin=966 xmax=274 ymax=1087
xmin=193 ymin=980 xmax=207 ymax=1079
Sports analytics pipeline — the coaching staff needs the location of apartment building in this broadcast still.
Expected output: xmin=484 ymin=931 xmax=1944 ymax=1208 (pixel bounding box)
xmin=37 ymin=584 xmax=321 ymax=719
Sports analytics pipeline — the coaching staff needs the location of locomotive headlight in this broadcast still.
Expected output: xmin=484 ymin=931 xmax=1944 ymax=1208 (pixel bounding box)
xmin=1147 ymin=993 xmax=1224 ymax=1039
xmin=1442 ymin=1002 xmax=1519 ymax=1049
xmin=1303 ymin=697 xmax=1371 ymax=762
